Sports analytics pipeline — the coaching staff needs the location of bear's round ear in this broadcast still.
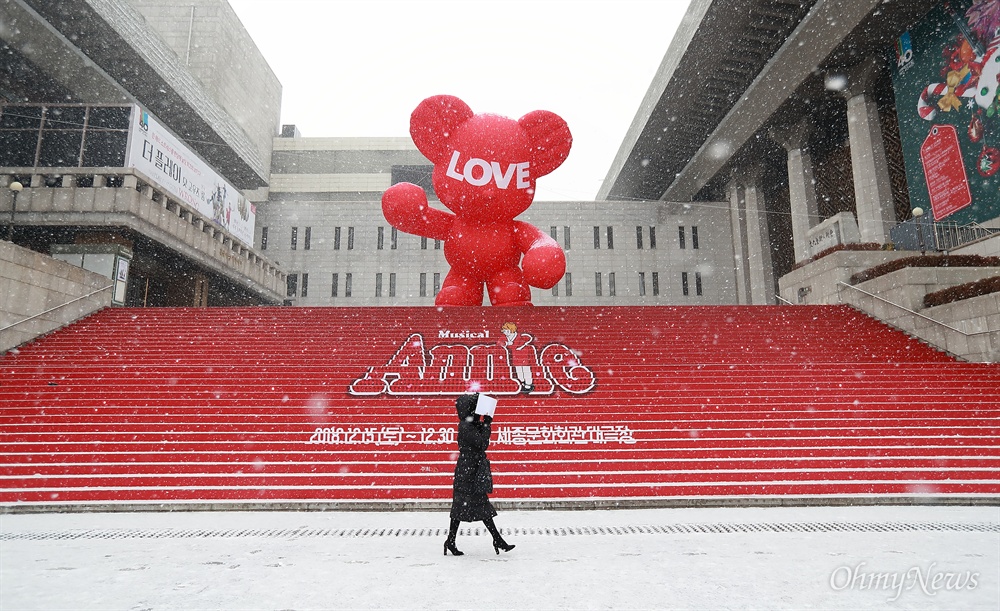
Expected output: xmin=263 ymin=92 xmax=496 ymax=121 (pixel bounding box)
xmin=410 ymin=95 xmax=475 ymax=164
xmin=518 ymin=110 xmax=572 ymax=177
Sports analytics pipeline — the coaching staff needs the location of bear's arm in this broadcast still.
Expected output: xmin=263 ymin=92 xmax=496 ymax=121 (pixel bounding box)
xmin=513 ymin=220 xmax=566 ymax=289
xmin=382 ymin=182 xmax=453 ymax=240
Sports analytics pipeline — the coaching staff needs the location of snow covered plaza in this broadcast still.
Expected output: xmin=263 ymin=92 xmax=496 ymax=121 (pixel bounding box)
xmin=1 ymin=505 xmax=997 ymax=610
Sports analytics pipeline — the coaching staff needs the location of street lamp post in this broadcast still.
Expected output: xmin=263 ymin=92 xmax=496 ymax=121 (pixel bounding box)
xmin=912 ymin=207 xmax=926 ymax=255
xmin=7 ymin=180 xmax=23 ymax=242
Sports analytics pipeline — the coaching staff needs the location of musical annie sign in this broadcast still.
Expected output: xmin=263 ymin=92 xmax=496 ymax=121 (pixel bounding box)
xmin=349 ymin=322 xmax=596 ymax=396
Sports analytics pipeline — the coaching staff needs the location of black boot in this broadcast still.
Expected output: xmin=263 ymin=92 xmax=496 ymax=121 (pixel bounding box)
xmin=484 ymin=517 xmax=515 ymax=554
xmin=444 ymin=518 xmax=464 ymax=556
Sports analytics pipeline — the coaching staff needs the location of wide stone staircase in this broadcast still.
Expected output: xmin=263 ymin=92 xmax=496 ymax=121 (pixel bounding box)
xmin=1 ymin=305 xmax=997 ymax=509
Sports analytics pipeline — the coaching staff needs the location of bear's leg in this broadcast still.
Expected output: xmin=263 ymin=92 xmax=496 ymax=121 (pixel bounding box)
xmin=487 ymin=268 xmax=532 ymax=307
xmin=435 ymin=270 xmax=485 ymax=306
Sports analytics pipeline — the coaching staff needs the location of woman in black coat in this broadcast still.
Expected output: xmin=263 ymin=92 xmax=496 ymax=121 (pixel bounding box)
xmin=444 ymin=393 xmax=515 ymax=556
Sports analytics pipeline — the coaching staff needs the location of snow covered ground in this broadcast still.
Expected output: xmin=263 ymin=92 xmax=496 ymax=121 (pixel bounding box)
xmin=1 ymin=504 xmax=997 ymax=610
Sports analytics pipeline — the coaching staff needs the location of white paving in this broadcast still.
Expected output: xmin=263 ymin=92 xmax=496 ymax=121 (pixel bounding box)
xmin=1 ymin=505 xmax=998 ymax=610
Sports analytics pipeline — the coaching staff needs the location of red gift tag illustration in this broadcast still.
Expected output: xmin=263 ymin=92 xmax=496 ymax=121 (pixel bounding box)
xmin=920 ymin=124 xmax=972 ymax=220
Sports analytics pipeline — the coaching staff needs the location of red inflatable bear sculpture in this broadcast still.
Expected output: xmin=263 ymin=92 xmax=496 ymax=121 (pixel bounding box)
xmin=382 ymin=95 xmax=572 ymax=306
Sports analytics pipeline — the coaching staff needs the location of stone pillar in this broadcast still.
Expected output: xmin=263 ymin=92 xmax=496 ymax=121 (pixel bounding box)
xmin=743 ymin=171 xmax=776 ymax=305
xmin=773 ymin=119 xmax=821 ymax=263
xmin=843 ymin=59 xmax=896 ymax=244
xmin=727 ymin=180 xmax=751 ymax=305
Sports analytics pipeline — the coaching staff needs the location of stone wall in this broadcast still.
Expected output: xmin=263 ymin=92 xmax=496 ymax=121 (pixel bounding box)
xmin=0 ymin=242 xmax=112 ymax=354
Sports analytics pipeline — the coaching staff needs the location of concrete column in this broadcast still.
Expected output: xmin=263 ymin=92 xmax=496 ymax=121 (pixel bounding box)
xmin=843 ymin=59 xmax=896 ymax=244
xmin=727 ymin=180 xmax=750 ymax=304
xmin=744 ymin=175 xmax=776 ymax=305
xmin=773 ymin=119 xmax=821 ymax=263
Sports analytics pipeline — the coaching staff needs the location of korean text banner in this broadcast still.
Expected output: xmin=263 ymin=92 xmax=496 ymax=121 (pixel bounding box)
xmin=125 ymin=106 xmax=255 ymax=246
xmin=891 ymin=0 xmax=1000 ymax=224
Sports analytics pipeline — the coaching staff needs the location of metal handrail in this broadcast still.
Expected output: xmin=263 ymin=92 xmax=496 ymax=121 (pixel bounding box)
xmin=837 ymin=281 xmax=997 ymax=337
xmin=775 ymin=294 xmax=794 ymax=305
xmin=0 ymin=284 xmax=114 ymax=333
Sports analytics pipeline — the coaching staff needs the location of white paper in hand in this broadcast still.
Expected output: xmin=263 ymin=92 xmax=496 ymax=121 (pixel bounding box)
xmin=475 ymin=394 xmax=497 ymax=417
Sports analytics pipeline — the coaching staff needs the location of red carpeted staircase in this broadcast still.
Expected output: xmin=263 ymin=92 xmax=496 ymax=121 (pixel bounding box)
xmin=1 ymin=305 xmax=998 ymax=509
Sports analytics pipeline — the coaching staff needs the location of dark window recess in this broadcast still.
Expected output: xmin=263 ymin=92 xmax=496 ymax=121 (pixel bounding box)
xmin=433 ymin=272 xmax=440 ymax=296
xmin=389 ymin=272 xmax=396 ymax=297
xmin=390 ymin=165 xmax=435 ymax=192
xmin=301 ymin=273 xmax=309 ymax=298
xmin=420 ymin=273 xmax=427 ymax=297
xmin=290 ymin=227 xmax=298 ymax=250
xmin=304 ymin=227 xmax=311 ymax=250
xmin=565 ymin=273 xmax=573 ymax=297
xmin=421 ymin=237 xmax=428 ymax=250
xmin=649 ymin=227 xmax=656 ymax=249
xmin=260 ymin=227 xmax=269 ymax=250
xmin=347 ymin=227 xmax=354 ymax=250
xmin=345 ymin=273 xmax=353 ymax=297
xmin=82 ymin=131 xmax=128 ymax=166
xmin=696 ymin=272 xmax=703 ymax=296
xmin=679 ymin=226 xmax=686 ymax=249
xmin=692 ymin=226 xmax=699 ymax=249
xmin=636 ymin=226 xmax=643 ymax=249
xmin=334 ymin=227 xmax=341 ymax=250
xmin=682 ymin=272 xmax=690 ymax=297
xmin=638 ymin=272 xmax=646 ymax=297
xmin=375 ymin=272 xmax=383 ymax=297
xmin=563 ymin=226 xmax=571 ymax=250
xmin=0 ymin=131 xmax=37 ymax=166
xmin=606 ymin=227 xmax=614 ymax=249
xmin=391 ymin=227 xmax=397 ymax=250
xmin=332 ymin=273 xmax=339 ymax=297
xmin=593 ymin=226 xmax=600 ymax=249
xmin=377 ymin=227 xmax=384 ymax=250
xmin=88 ymin=106 xmax=131 ymax=130
xmin=286 ymin=274 xmax=298 ymax=298
xmin=38 ymin=130 xmax=83 ymax=166
xmin=609 ymin=272 xmax=616 ymax=297
xmin=595 ymin=272 xmax=602 ymax=297
xmin=652 ymin=272 xmax=659 ymax=296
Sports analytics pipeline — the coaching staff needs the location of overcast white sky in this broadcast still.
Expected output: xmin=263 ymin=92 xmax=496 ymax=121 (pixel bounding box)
xmin=226 ymin=0 xmax=689 ymax=201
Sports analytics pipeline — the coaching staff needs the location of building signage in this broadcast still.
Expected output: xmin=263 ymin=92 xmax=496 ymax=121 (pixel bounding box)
xmin=891 ymin=0 xmax=1000 ymax=224
xmin=125 ymin=106 xmax=255 ymax=246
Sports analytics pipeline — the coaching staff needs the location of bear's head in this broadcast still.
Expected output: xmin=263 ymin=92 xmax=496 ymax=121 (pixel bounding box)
xmin=409 ymin=95 xmax=572 ymax=222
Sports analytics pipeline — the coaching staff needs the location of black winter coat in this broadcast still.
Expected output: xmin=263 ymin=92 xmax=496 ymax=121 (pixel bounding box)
xmin=450 ymin=394 xmax=497 ymax=522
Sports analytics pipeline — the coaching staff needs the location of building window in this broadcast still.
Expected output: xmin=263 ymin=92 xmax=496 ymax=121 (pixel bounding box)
xmin=678 ymin=226 xmax=686 ymax=250
xmin=332 ymin=273 xmax=339 ymax=297
xmin=260 ymin=226 xmax=268 ymax=250
xmin=550 ymin=226 xmax=558 ymax=241
xmin=636 ymin=226 xmax=644 ymax=249
xmin=607 ymin=226 xmax=614 ymax=249
xmin=638 ymin=272 xmax=646 ymax=297
xmin=563 ymin=226 xmax=571 ymax=250
xmin=334 ymin=227 xmax=341 ymax=250
xmin=420 ymin=272 xmax=427 ymax=297
xmin=649 ymin=226 xmax=656 ymax=249
xmin=692 ymin=226 xmax=699 ymax=250
xmin=301 ymin=273 xmax=309 ymax=297
xmin=304 ymin=227 xmax=311 ymax=251
xmin=347 ymin=227 xmax=354 ymax=250
xmin=609 ymin=272 xmax=616 ymax=297
xmin=433 ymin=272 xmax=440 ymax=295
xmin=377 ymin=226 xmax=384 ymax=250
xmin=651 ymin=271 xmax=659 ymax=296
xmin=565 ymin=273 xmax=573 ymax=297
xmin=389 ymin=272 xmax=396 ymax=297
xmin=696 ymin=272 xmax=703 ymax=296
xmin=421 ymin=236 xmax=428 ymax=250
xmin=552 ymin=280 xmax=559 ymax=297
xmin=286 ymin=273 xmax=298 ymax=297
xmin=434 ymin=239 xmax=441 ymax=250
xmin=290 ymin=227 xmax=298 ymax=250
xmin=593 ymin=226 xmax=600 ymax=249
xmin=595 ymin=272 xmax=602 ymax=297
xmin=391 ymin=227 xmax=398 ymax=250
xmin=682 ymin=272 xmax=689 ymax=296
xmin=345 ymin=273 xmax=353 ymax=297
xmin=375 ymin=272 xmax=383 ymax=297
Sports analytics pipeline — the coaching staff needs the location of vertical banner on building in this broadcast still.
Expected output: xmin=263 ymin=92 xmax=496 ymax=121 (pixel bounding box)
xmin=891 ymin=0 xmax=1000 ymax=224
xmin=125 ymin=105 xmax=255 ymax=246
